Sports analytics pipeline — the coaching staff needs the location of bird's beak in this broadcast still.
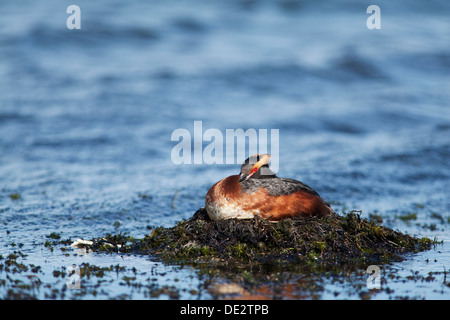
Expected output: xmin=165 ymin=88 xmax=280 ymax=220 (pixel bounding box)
xmin=239 ymin=154 xmax=271 ymax=183
xmin=249 ymin=154 xmax=270 ymax=173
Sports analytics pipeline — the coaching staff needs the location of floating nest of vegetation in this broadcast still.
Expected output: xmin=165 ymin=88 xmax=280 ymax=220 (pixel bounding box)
xmin=82 ymin=208 xmax=435 ymax=267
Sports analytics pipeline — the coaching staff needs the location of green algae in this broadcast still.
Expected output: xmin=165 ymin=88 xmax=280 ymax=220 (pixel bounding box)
xmin=85 ymin=208 xmax=436 ymax=268
xmin=8 ymin=193 xmax=21 ymax=201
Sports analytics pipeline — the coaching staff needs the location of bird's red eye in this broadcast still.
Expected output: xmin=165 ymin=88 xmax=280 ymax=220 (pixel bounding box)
xmin=253 ymin=168 xmax=258 ymax=172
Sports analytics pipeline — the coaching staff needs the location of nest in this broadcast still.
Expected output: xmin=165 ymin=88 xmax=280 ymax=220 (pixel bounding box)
xmin=132 ymin=208 xmax=434 ymax=266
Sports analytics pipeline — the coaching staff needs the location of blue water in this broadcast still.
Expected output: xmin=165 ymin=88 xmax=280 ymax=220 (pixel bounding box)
xmin=0 ymin=0 xmax=449 ymax=299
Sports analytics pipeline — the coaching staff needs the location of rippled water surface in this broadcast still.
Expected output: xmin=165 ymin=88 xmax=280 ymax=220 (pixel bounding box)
xmin=1 ymin=0 xmax=449 ymax=299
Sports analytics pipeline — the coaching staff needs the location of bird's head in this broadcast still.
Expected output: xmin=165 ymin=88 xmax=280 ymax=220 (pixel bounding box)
xmin=238 ymin=154 xmax=274 ymax=182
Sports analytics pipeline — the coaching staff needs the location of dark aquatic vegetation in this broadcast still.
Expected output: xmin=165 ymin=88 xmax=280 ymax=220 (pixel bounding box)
xmin=84 ymin=208 xmax=436 ymax=266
